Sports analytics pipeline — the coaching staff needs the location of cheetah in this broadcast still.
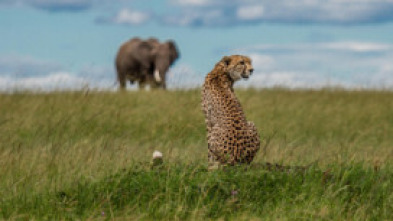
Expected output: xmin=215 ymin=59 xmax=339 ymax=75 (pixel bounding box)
xmin=202 ymin=55 xmax=261 ymax=167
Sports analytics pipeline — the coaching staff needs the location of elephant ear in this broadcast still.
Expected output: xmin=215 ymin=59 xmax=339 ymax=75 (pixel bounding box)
xmin=166 ymin=40 xmax=180 ymax=62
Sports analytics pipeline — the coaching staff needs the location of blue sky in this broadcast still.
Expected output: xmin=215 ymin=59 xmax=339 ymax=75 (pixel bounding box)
xmin=1 ymin=0 xmax=393 ymax=90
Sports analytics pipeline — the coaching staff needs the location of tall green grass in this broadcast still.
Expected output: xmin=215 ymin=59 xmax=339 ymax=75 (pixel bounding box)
xmin=1 ymin=89 xmax=393 ymax=220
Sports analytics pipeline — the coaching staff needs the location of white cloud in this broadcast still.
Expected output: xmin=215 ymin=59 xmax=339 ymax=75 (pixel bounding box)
xmin=0 ymin=0 xmax=94 ymax=11
xmin=233 ymin=41 xmax=393 ymax=89
xmin=163 ymin=9 xmax=224 ymax=26
xmin=170 ymin=0 xmax=211 ymax=6
xmin=0 ymin=55 xmax=116 ymax=92
xmin=113 ymin=8 xmax=151 ymax=25
xmin=237 ymin=5 xmax=264 ymax=20
xmin=4 ymin=0 xmax=393 ymax=25
xmin=165 ymin=0 xmax=393 ymax=26
xmin=0 ymin=72 xmax=86 ymax=91
xmin=0 ymin=70 xmax=117 ymax=92
xmin=248 ymin=53 xmax=275 ymax=70
xmin=322 ymin=42 xmax=393 ymax=52
xmin=164 ymin=14 xmax=196 ymax=26
xmin=240 ymin=41 xmax=393 ymax=54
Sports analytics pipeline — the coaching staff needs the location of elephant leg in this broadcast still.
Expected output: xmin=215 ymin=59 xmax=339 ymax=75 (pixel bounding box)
xmin=118 ymin=74 xmax=126 ymax=90
xmin=138 ymin=81 xmax=146 ymax=90
xmin=138 ymin=82 xmax=146 ymax=90
xmin=138 ymin=76 xmax=147 ymax=90
xmin=145 ymin=73 xmax=159 ymax=89
xmin=150 ymin=81 xmax=160 ymax=89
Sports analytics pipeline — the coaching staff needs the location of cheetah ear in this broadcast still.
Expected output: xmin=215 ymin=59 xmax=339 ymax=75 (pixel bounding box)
xmin=220 ymin=56 xmax=231 ymax=66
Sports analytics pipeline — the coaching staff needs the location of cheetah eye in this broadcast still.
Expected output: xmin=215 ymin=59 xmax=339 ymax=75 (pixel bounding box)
xmin=239 ymin=61 xmax=245 ymax=65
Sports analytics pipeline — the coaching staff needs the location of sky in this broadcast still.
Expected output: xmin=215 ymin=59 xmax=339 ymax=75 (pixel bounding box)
xmin=1 ymin=0 xmax=393 ymax=91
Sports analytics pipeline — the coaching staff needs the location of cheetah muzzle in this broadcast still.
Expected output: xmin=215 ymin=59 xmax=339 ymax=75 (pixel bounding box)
xmin=201 ymin=55 xmax=261 ymax=167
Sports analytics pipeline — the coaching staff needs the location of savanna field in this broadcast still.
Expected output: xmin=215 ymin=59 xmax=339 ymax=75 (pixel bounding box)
xmin=1 ymin=89 xmax=393 ymax=220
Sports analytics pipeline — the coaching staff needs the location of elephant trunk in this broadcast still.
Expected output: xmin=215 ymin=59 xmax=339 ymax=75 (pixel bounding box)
xmin=153 ymin=55 xmax=171 ymax=87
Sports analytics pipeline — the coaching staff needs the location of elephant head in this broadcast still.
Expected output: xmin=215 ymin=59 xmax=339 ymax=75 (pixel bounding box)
xmin=151 ymin=40 xmax=180 ymax=89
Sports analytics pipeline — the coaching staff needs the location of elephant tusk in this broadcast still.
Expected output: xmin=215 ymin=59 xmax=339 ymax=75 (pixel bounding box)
xmin=154 ymin=70 xmax=162 ymax=82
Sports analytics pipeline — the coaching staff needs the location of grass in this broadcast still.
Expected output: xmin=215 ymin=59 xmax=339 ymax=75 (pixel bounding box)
xmin=1 ymin=88 xmax=393 ymax=220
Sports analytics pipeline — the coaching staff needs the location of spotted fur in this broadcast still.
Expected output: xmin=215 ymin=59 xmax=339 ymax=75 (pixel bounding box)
xmin=202 ymin=55 xmax=261 ymax=166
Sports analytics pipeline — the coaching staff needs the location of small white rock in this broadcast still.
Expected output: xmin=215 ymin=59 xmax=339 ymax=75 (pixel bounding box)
xmin=153 ymin=150 xmax=163 ymax=159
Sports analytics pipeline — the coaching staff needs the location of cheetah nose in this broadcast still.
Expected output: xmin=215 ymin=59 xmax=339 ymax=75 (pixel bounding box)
xmin=249 ymin=69 xmax=254 ymax=74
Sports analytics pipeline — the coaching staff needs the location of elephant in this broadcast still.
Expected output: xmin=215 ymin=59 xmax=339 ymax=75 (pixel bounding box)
xmin=115 ymin=37 xmax=180 ymax=90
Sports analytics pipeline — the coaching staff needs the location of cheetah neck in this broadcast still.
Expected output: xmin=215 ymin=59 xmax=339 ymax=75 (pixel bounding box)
xmin=204 ymin=65 xmax=247 ymax=122
xmin=208 ymin=66 xmax=234 ymax=90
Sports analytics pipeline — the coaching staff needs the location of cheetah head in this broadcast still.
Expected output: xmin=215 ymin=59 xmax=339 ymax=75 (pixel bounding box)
xmin=220 ymin=55 xmax=254 ymax=81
